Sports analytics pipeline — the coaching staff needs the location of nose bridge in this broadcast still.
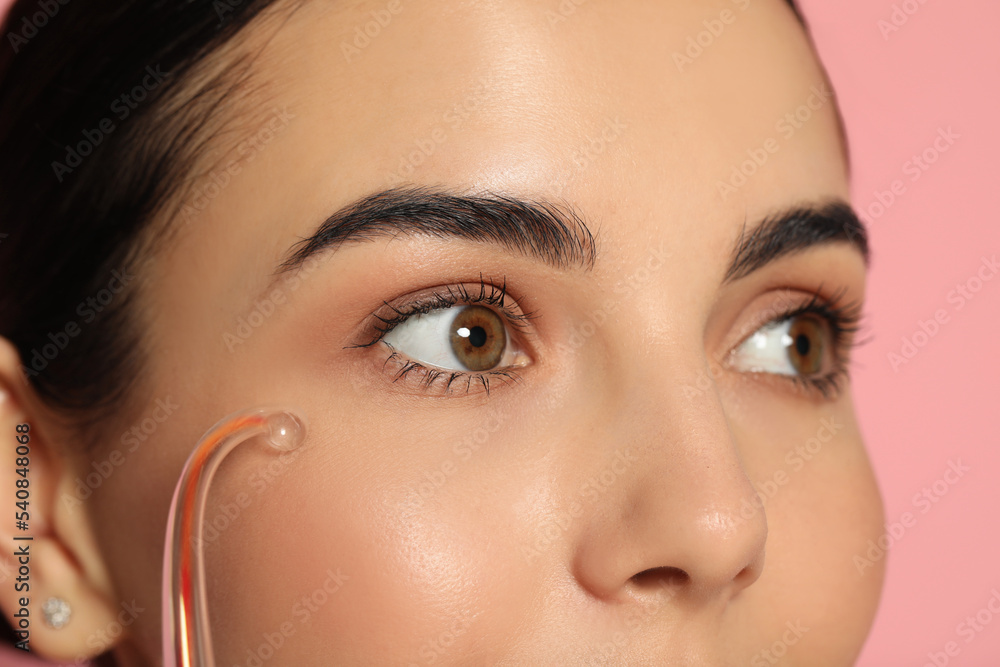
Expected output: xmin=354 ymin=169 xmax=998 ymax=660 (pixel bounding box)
xmin=569 ymin=307 xmax=768 ymax=603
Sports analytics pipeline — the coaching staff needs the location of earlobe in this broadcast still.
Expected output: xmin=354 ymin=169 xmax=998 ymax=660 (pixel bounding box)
xmin=0 ymin=337 xmax=125 ymax=661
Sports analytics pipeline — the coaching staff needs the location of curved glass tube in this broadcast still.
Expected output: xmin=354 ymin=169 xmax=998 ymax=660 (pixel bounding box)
xmin=161 ymin=407 xmax=307 ymax=667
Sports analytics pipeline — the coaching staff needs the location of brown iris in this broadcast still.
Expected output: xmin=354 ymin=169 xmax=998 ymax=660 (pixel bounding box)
xmin=787 ymin=314 xmax=825 ymax=375
xmin=449 ymin=305 xmax=506 ymax=371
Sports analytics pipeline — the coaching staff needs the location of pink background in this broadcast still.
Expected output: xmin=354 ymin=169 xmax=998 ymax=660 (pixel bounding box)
xmin=801 ymin=0 xmax=1000 ymax=664
xmin=2 ymin=0 xmax=998 ymax=665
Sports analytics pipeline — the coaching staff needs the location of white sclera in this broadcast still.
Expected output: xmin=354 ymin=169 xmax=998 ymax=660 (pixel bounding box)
xmin=384 ymin=308 xmax=468 ymax=369
xmin=731 ymin=319 xmax=798 ymax=376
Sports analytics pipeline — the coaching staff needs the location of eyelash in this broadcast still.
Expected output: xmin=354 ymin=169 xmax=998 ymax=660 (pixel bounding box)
xmin=348 ymin=278 xmax=864 ymax=400
xmin=346 ymin=275 xmax=539 ymax=395
xmin=739 ymin=286 xmax=864 ymax=400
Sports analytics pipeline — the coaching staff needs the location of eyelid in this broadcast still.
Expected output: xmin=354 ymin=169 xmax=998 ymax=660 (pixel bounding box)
xmin=358 ymin=277 xmax=539 ymax=346
xmin=720 ymin=286 xmax=854 ymax=354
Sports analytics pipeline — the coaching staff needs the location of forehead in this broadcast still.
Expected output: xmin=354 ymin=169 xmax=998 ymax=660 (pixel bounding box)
xmin=162 ymin=0 xmax=848 ymax=311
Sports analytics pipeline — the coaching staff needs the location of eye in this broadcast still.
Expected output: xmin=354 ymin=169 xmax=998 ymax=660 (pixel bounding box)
xmin=726 ymin=289 xmax=863 ymax=399
xmin=345 ymin=276 xmax=537 ymax=396
xmin=382 ymin=303 xmax=529 ymax=374
xmin=729 ymin=313 xmax=828 ymax=377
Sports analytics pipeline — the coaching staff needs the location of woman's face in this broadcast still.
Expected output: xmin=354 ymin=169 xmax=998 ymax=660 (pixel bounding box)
xmin=73 ymin=0 xmax=884 ymax=663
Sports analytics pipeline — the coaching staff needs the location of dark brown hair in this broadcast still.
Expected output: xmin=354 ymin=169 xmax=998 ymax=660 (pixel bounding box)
xmin=0 ymin=0 xmax=295 ymax=445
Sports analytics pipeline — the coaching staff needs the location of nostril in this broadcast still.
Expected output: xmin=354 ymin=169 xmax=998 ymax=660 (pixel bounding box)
xmin=733 ymin=549 xmax=767 ymax=588
xmin=630 ymin=566 xmax=689 ymax=591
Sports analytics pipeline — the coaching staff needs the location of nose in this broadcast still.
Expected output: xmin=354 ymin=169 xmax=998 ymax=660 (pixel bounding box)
xmin=571 ymin=358 xmax=768 ymax=605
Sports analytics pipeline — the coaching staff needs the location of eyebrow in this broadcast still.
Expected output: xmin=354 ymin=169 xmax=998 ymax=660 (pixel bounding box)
xmin=275 ymin=185 xmax=599 ymax=275
xmin=724 ymin=201 xmax=868 ymax=282
xmin=274 ymin=186 xmax=867 ymax=283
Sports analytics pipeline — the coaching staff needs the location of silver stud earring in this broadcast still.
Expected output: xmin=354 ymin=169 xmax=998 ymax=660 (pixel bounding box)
xmin=42 ymin=597 xmax=71 ymax=629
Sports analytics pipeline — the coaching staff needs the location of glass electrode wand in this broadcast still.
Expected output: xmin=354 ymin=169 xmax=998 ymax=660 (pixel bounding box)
xmin=161 ymin=408 xmax=307 ymax=667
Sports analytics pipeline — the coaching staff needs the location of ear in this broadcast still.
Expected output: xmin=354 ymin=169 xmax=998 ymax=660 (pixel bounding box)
xmin=0 ymin=336 xmax=125 ymax=662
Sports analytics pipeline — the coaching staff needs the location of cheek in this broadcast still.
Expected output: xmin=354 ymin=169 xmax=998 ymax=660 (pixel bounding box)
xmin=741 ymin=412 xmax=885 ymax=665
xmin=205 ymin=409 xmax=538 ymax=665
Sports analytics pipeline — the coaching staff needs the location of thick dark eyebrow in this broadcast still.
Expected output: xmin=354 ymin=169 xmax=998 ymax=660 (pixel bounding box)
xmin=275 ymin=188 xmax=866 ymax=286
xmin=275 ymin=185 xmax=599 ymax=276
xmin=724 ymin=201 xmax=869 ymax=283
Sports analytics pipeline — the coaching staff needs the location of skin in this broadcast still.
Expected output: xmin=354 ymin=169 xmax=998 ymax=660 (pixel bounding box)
xmin=0 ymin=0 xmax=886 ymax=664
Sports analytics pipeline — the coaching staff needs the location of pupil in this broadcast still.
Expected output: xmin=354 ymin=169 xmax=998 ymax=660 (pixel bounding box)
xmin=795 ymin=333 xmax=810 ymax=356
xmin=468 ymin=326 xmax=487 ymax=347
